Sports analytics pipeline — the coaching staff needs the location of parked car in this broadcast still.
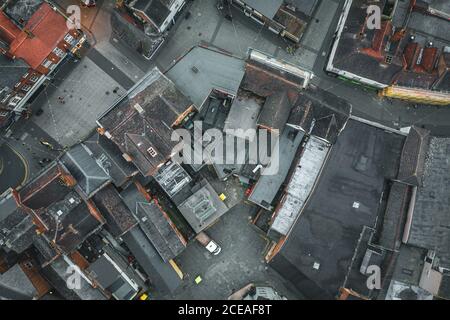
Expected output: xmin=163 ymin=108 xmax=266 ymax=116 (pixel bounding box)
xmin=195 ymin=232 xmax=221 ymax=255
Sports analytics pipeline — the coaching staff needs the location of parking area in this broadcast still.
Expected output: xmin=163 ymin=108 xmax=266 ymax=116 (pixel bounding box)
xmin=172 ymin=200 xmax=303 ymax=300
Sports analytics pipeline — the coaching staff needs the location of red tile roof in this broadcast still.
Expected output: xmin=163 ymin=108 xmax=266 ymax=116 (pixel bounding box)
xmin=421 ymin=47 xmax=438 ymax=73
xmin=7 ymin=3 xmax=70 ymax=70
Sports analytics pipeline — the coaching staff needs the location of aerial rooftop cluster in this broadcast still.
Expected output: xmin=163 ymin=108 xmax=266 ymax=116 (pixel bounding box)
xmin=0 ymin=0 xmax=449 ymax=301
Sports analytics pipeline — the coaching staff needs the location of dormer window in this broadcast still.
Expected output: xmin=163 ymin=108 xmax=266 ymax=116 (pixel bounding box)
xmin=30 ymin=75 xmax=39 ymax=83
xmin=8 ymin=95 xmax=22 ymax=106
xmin=53 ymin=47 xmax=65 ymax=57
xmin=42 ymin=59 xmax=52 ymax=69
xmin=64 ymin=33 xmax=74 ymax=44
xmin=22 ymin=85 xmax=31 ymax=92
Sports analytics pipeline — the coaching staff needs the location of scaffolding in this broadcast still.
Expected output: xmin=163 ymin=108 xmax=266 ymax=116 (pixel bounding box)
xmin=380 ymin=86 xmax=450 ymax=106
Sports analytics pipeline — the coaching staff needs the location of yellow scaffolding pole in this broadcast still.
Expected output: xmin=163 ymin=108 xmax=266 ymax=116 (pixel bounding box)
xmin=380 ymin=86 xmax=450 ymax=106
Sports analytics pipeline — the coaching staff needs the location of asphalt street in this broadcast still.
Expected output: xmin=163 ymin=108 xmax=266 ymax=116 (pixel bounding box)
xmin=0 ymin=143 xmax=27 ymax=195
xmin=0 ymin=0 xmax=448 ymax=301
xmin=87 ymin=48 xmax=135 ymax=90
xmin=2 ymin=0 xmax=449 ymax=200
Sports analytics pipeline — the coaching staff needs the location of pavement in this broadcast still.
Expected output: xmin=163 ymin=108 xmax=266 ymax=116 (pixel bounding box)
xmin=1 ymin=0 xmax=450 ymax=301
xmin=270 ymin=119 xmax=406 ymax=298
xmin=9 ymin=0 xmax=450 ymax=152
xmin=1 ymin=121 xmax=61 ymax=191
xmin=155 ymin=0 xmax=450 ymax=136
xmin=30 ymin=52 xmax=125 ymax=147
xmin=0 ymin=143 xmax=27 ymax=195
xmin=172 ymin=201 xmax=304 ymax=300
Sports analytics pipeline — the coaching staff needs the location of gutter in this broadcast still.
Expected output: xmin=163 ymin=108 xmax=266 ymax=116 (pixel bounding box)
xmin=349 ymin=115 xmax=409 ymax=136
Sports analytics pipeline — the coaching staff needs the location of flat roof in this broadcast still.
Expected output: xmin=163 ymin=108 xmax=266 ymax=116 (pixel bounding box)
xmin=153 ymin=160 xmax=192 ymax=198
xmin=270 ymin=119 xmax=405 ymax=298
xmin=166 ymin=46 xmax=245 ymax=108
xmin=223 ymin=90 xmax=262 ymax=141
xmin=110 ymin=10 xmax=164 ymax=60
xmin=270 ymin=135 xmax=330 ymax=236
xmin=242 ymin=0 xmax=283 ymax=19
xmin=177 ymin=179 xmax=228 ymax=234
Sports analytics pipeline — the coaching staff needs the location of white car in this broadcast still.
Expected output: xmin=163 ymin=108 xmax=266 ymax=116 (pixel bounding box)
xmin=205 ymin=240 xmax=221 ymax=255
xmin=196 ymin=232 xmax=222 ymax=255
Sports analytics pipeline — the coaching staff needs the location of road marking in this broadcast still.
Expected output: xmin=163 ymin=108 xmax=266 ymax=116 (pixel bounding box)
xmin=6 ymin=143 xmax=29 ymax=187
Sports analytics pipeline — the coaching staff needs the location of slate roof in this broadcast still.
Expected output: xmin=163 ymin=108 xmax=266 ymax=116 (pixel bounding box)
xmin=287 ymin=86 xmax=351 ymax=143
xmin=39 ymin=256 xmax=107 ymax=300
xmin=248 ymin=126 xmax=305 ymax=210
xmin=375 ymin=182 xmax=411 ymax=251
xmin=122 ymin=226 xmax=181 ymax=297
xmin=92 ymin=185 xmax=138 ymax=238
xmin=111 ymin=9 xmax=165 ymax=60
xmin=406 ymin=137 xmax=450 ymax=268
xmin=0 ymin=190 xmax=36 ymax=254
xmin=39 ymin=191 xmax=104 ymax=254
xmin=120 ymin=183 xmax=186 ymax=261
xmin=397 ymin=126 xmax=430 ymax=186
xmin=10 ymin=162 xmax=105 ymax=255
xmin=0 ymin=264 xmax=37 ymax=299
xmin=328 ymin=0 xmax=450 ymax=90
xmin=82 ymin=132 xmax=137 ymax=187
xmin=61 ymin=144 xmax=111 ymax=198
xmin=133 ymin=201 xmax=186 ymax=262
xmin=258 ymin=90 xmax=292 ymax=132
xmin=98 ymin=68 xmax=193 ymax=177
